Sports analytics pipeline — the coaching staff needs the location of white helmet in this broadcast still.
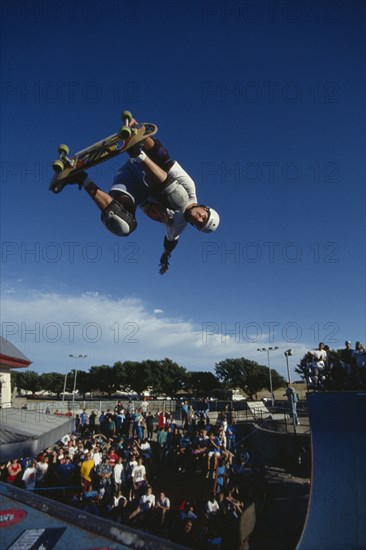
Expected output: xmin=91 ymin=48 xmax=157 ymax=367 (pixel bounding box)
xmin=199 ymin=207 xmax=220 ymax=233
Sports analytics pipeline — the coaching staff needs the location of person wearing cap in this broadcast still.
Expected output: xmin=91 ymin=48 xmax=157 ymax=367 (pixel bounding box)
xmin=58 ymin=116 xmax=220 ymax=274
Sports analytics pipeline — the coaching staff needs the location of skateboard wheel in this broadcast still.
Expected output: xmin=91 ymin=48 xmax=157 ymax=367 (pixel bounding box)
xmin=121 ymin=110 xmax=132 ymax=122
xmin=120 ymin=125 xmax=132 ymax=139
xmin=52 ymin=159 xmax=64 ymax=172
xmin=58 ymin=144 xmax=69 ymax=156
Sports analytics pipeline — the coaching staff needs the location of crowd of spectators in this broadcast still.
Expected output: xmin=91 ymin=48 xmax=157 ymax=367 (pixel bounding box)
xmin=306 ymin=339 xmax=366 ymax=391
xmin=1 ymin=400 xmax=265 ymax=549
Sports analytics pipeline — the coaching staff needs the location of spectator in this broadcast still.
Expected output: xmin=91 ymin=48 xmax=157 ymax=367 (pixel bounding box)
xmin=179 ymin=501 xmax=198 ymax=522
xmin=80 ymin=409 xmax=88 ymax=435
xmin=22 ymin=459 xmax=37 ymax=490
xmin=105 ymin=416 xmax=116 ymax=438
xmin=113 ymin=489 xmax=127 ymax=510
xmin=205 ymin=493 xmax=220 ymax=518
xmin=35 ymin=455 xmax=49 ymax=487
xmin=174 ymin=518 xmax=195 ymax=548
xmin=131 ymin=456 xmax=147 ymax=497
xmin=91 ymin=445 xmax=102 ymax=468
xmin=89 ymin=410 xmax=96 ymax=434
xmin=284 ymin=382 xmax=300 ymax=425
xmin=113 ymin=456 xmax=124 ymax=494
xmin=353 ymin=341 xmax=366 ymax=387
xmin=99 ymin=411 xmax=106 ymax=435
xmin=207 ymin=431 xmax=222 ymax=477
xmin=225 ymin=489 xmax=244 ymax=519
xmin=80 ymin=452 xmax=95 ymax=493
xmin=96 ymin=456 xmax=113 ymax=500
xmin=155 ymin=491 xmax=170 ymax=525
xmin=181 ymin=400 xmax=189 ymax=428
xmin=115 ymin=409 xmax=125 ymax=435
xmin=203 ymin=398 xmax=210 ymax=422
xmin=140 ymin=399 xmax=149 ymax=417
xmin=309 ymin=342 xmax=327 ymax=388
xmin=7 ymin=459 xmax=22 ymax=484
xmin=108 ymin=447 xmax=118 ymax=467
xmin=135 ymin=411 xmax=145 ymax=441
xmin=215 ymin=457 xmax=227 ymax=494
xmin=145 ymin=412 xmax=155 ymax=440
xmin=129 ymin=485 xmax=156 ymax=521
xmin=56 ymin=456 xmax=75 ymax=487
xmin=157 ymin=410 xmax=166 ymax=430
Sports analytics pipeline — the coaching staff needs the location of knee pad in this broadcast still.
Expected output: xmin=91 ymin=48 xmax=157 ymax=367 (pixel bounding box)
xmin=101 ymin=197 xmax=137 ymax=236
xmin=159 ymin=174 xmax=189 ymax=210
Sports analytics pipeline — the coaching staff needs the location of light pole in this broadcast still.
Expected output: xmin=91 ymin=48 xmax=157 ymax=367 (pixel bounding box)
xmin=69 ymin=354 xmax=87 ymax=409
xmin=257 ymin=347 xmax=278 ymax=406
xmin=284 ymin=349 xmax=293 ymax=383
xmin=62 ymin=367 xmax=69 ymax=402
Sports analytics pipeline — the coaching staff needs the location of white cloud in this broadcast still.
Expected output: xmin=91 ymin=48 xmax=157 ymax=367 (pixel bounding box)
xmin=0 ymin=288 xmax=308 ymax=378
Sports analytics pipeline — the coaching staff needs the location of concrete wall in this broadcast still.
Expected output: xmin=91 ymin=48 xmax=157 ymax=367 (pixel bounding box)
xmin=0 ymin=371 xmax=11 ymax=408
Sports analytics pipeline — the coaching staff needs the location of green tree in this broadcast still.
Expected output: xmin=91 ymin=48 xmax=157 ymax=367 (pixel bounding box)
xmin=185 ymin=371 xmax=221 ymax=397
xmin=151 ymin=358 xmax=187 ymax=396
xmin=39 ymin=372 xmax=66 ymax=398
xmin=89 ymin=365 xmax=117 ymax=397
xmin=14 ymin=370 xmax=41 ymax=394
xmin=121 ymin=361 xmax=152 ymax=395
xmin=76 ymin=370 xmax=93 ymax=398
xmin=215 ymin=357 xmax=286 ymax=400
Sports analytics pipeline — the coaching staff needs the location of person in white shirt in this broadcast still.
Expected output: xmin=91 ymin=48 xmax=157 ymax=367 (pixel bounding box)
xmin=113 ymin=489 xmax=127 ymax=509
xmin=58 ymin=117 xmax=220 ymax=274
xmin=131 ymin=456 xmax=147 ymax=494
xmin=129 ymin=485 xmax=155 ymax=520
xmin=310 ymin=342 xmax=327 ymax=387
xmin=22 ymin=460 xmax=37 ymax=490
xmin=205 ymin=494 xmax=220 ymax=518
xmin=155 ymin=491 xmax=170 ymax=525
xmin=113 ymin=456 xmax=124 ymax=494
xmin=35 ymin=456 xmax=49 ymax=486
xmin=91 ymin=446 xmax=102 ymax=468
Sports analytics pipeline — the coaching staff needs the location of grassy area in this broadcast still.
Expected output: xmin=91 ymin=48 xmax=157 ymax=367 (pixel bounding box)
xmin=257 ymin=382 xmax=307 ymax=402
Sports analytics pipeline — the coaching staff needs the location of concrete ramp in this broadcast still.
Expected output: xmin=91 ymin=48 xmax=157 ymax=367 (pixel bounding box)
xmin=247 ymin=401 xmax=271 ymax=419
xmin=247 ymin=401 xmax=289 ymax=421
xmin=297 ymin=391 xmax=366 ymax=549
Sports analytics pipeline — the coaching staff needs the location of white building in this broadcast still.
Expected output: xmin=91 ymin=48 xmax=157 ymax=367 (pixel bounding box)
xmin=0 ymin=337 xmax=32 ymax=408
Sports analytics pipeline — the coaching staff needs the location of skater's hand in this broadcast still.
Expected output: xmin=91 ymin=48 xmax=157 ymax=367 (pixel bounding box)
xmin=159 ymin=252 xmax=170 ymax=275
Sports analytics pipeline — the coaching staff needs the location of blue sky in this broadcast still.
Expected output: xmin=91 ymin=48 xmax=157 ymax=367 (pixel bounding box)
xmin=1 ymin=0 xmax=365 ymax=381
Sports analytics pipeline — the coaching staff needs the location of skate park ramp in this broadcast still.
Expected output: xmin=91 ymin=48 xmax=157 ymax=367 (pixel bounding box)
xmin=297 ymin=391 xmax=366 ymax=549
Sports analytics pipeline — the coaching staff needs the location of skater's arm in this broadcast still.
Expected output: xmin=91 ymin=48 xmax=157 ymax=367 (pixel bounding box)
xmin=159 ymin=237 xmax=178 ymax=275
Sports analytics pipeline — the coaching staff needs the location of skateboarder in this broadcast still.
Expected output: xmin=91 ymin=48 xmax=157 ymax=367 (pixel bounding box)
xmin=62 ymin=119 xmax=220 ymax=274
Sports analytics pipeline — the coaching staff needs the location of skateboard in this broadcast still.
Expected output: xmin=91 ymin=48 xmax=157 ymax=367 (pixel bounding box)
xmin=49 ymin=110 xmax=157 ymax=193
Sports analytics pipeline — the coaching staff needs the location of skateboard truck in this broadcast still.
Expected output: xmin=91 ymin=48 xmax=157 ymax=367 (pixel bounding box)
xmin=120 ymin=110 xmax=135 ymax=139
xmin=52 ymin=144 xmax=73 ymax=173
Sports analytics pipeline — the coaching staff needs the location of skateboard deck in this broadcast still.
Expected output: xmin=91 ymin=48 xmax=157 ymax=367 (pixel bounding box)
xmin=49 ymin=116 xmax=157 ymax=193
